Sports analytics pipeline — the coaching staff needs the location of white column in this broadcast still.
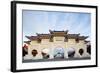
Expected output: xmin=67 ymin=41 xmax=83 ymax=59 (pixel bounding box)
xmin=50 ymin=48 xmax=54 ymax=59
xmin=64 ymin=48 xmax=68 ymax=58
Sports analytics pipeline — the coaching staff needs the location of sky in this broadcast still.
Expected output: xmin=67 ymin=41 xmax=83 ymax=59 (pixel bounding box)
xmin=22 ymin=10 xmax=91 ymax=41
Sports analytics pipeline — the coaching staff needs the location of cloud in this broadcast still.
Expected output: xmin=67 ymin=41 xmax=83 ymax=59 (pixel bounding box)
xmin=23 ymin=10 xmax=91 ymax=41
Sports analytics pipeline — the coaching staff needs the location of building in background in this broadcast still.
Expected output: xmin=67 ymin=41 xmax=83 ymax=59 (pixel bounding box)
xmin=23 ymin=30 xmax=90 ymax=61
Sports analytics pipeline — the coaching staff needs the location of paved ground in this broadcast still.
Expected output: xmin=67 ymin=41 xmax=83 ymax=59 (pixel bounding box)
xmin=23 ymin=57 xmax=91 ymax=63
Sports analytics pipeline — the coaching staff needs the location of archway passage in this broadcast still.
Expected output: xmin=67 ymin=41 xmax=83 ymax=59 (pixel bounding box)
xmin=41 ymin=48 xmax=50 ymax=59
xmin=22 ymin=44 xmax=28 ymax=57
xmin=67 ymin=48 xmax=75 ymax=58
xmin=79 ymin=48 xmax=84 ymax=56
xmin=31 ymin=49 xmax=38 ymax=57
xmin=54 ymin=48 xmax=64 ymax=59
xmin=23 ymin=48 xmax=28 ymax=57
xmin=87 ymin=45 xmax=91 ymax=54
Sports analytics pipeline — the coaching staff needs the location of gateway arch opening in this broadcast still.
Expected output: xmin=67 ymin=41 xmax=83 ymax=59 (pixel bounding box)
xmin=54 ymin=47 xmax=64 ymax=59
xmin=41 ymin=48 xmax=50 ymax=59
xmin=67 ymin=48 xmax=75 ymax=58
